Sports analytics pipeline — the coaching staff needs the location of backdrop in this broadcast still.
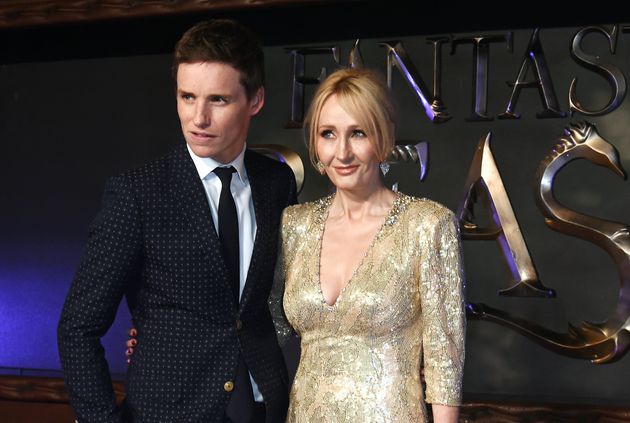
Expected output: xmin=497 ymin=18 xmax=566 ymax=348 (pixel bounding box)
xmin=1 ymin=19 xmax=629 ymax=405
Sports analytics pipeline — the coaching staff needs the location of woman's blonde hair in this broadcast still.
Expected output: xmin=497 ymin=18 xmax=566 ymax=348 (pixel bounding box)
xmin=304 ymin=68 xmax=396 ymax=168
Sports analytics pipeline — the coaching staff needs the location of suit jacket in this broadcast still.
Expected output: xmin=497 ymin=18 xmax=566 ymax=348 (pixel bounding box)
xmin=58 ymin=143 xmax=297 ymax=423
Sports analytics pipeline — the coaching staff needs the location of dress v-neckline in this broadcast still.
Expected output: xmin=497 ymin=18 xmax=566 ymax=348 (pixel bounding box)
xmin=316 ymin=192 xmax=402 ymax=310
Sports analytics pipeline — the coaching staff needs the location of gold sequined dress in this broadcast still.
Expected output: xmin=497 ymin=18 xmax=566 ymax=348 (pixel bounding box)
xmin=269 ymin=193 xmax=466 ymax=422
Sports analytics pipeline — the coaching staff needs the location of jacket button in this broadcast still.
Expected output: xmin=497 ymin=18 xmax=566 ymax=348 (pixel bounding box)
xmin=224 ymin=381 xmax=234 ymax=392
xmin=236 ymin=319 xmax=243 ymax=330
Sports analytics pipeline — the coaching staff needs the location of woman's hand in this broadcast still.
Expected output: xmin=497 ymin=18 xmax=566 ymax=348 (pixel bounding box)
xmin=431 ymin=404 xmax=459 ymax=423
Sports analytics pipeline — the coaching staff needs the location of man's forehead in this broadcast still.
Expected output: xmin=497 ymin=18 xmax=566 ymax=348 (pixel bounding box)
xmin=176 ymin=61 xmax=242 ymax=77
xmin=176 ymin=62 xmax=247 ymax=93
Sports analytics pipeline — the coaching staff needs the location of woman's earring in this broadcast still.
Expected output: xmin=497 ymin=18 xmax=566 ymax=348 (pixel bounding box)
xmin=316 ymin=161 xmax=326 ymax=175
xmin=379 ymin=161 xmax=390 ymax=176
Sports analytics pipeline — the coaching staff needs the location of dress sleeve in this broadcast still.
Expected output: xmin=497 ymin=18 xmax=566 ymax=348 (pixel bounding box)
xmin=268 ymin=208 xmax=296 ymax=347
xmin=420 ymin=209 xmax=466 ymax=406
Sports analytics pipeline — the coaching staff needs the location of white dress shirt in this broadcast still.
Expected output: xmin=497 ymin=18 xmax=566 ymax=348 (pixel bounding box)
xmin=186 ymin=144 xmax=264 ymax=402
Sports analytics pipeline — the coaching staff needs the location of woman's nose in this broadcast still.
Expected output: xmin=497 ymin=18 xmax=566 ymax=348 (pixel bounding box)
xmin=335 ymin=136 xmax=352 ymax=160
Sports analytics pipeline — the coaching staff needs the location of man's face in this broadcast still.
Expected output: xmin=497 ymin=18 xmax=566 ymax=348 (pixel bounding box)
xmin=176 ymin=62 xmax=264 ymax=162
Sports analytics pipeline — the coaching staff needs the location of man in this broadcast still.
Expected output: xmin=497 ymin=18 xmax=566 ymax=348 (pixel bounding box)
xmin=58 ymin=19 xmax=296 ymax=423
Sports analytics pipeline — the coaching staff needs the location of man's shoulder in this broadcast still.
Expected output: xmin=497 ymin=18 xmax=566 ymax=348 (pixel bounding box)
xmin=245 ymin=148 xmax=294 ymax=179
xmin=115 ymin=145 xmax=183 ymax=182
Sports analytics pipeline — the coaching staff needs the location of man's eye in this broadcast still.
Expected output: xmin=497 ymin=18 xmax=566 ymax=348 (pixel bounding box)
xmin=320 ymin=130 xmax=334 ymax=139
xmin=352 ymin=129 xmax=367 ymax=138
xmin=181 ymin=94 xmax=194 ymax=101
xmin=210 ymin=96 xmax=228 ymax=104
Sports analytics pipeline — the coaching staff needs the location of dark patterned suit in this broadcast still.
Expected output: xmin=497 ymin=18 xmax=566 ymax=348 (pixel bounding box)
xmin=58 ymin=143 xmax=297 ymax=423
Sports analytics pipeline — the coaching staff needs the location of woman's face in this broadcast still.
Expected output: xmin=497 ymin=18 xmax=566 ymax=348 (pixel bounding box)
xmin=316 ymin=94 xmax=381 ymax=193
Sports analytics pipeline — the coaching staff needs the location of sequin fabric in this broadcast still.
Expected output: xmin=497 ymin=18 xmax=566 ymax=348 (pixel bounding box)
xmin=269 ymin=193 xmax=466 ymax=422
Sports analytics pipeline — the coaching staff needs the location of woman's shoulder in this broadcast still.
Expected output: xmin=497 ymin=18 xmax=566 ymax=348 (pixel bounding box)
xmin=284 ymin=195 xmax=331 ymax=217
xmin=282 ymin=195 xmax=333 ymax=230
xmin=398 ymin=193 xmax=454 ymax=216
xmin=397 ymin=193 xmax=455 ymax=224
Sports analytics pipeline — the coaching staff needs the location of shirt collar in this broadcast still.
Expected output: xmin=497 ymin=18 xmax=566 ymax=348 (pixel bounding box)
xmin=186 ymin=144 xmax=248 ymax=183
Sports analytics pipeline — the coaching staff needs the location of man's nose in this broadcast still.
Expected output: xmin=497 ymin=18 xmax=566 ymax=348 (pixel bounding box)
xmin=193 ymin=103 xmax=210 ymax=128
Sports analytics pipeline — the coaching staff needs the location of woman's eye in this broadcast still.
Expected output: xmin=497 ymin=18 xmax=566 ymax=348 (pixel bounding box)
xmin=320 ymin=130 xmax=334 ymax=139
xmin=352 ymin=129 xmax=367 ymax=138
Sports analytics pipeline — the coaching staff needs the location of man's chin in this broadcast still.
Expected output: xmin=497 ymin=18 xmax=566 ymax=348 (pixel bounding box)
xmin=187 ymin=143 xmax=218 ymax=159
xmin=185 ymin=137 xmax=246 ymax=163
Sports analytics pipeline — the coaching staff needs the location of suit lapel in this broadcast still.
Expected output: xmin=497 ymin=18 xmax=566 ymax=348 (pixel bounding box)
xmin=239 ymin=150 xmax=269 ymax=311
xmin=170 ymin=143 xmax=237 ymax=309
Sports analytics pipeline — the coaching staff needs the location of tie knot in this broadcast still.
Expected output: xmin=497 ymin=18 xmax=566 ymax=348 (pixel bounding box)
xmin=213 ymin=166 xmax=237 ymax=185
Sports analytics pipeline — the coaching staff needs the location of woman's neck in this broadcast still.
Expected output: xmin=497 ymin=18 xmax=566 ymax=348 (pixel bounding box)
xmin=330 ymin=184 xmax=397 ymax=221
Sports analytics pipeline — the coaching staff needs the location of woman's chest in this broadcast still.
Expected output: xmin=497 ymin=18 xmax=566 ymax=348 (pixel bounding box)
xmin=283 ymin=229 xmax=425 ymax=337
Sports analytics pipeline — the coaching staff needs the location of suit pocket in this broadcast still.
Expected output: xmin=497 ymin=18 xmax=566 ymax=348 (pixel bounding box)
xmin=126 ymin=357 xmax=184 ymax=404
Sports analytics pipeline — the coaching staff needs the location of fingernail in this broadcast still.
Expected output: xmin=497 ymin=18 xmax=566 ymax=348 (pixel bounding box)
xmin=131 ymin=340 xmax=137 ymax=346
xmin=130 ymin=329 xmax=137 ymax=336
xmin=126 ymin=348 xmax=132 ymax=355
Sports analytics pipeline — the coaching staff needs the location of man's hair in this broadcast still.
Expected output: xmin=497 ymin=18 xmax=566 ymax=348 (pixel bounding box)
xmin=173 ymin=19 xmax=264 ymax=99
xmin=304 ymin=68 xmax=396 ymax=168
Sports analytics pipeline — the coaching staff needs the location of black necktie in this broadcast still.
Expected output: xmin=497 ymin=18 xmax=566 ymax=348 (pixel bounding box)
xmin=213 ymin=166 xmax=240 ymax=303
xmin=215 ymin=167 xmax=257 ymax=422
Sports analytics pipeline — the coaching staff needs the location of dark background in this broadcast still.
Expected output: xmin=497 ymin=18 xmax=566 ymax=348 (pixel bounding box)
xmin=1 ymin=1 xmax=629 ymax=406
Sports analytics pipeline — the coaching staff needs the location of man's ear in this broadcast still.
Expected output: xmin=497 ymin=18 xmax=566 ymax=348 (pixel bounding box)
xmin=250 ymin=87 xmax=265 ymax=115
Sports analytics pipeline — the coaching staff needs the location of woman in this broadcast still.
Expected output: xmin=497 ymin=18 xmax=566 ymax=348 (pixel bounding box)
xmin=268 ymin=67 xmax=466 ymax=422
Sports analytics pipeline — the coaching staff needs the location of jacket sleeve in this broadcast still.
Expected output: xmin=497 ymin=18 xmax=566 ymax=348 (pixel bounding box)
xmin=268 ymin=164 xmax=299 ymax=347
xmin=268 ymin=208 xmax=296 ymax=348
xmin=285 ymin=163 xmax=298 ymax=207
xmin=58 ymin=175 xmax=143 ymax=423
